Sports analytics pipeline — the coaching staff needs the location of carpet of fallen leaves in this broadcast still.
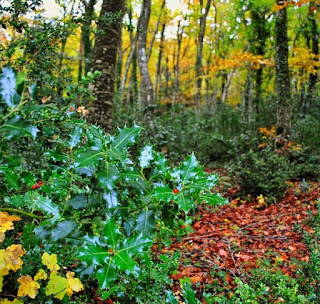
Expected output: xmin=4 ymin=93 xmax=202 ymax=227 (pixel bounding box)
xmin=163 ymin=176 xmax=320 ymax=301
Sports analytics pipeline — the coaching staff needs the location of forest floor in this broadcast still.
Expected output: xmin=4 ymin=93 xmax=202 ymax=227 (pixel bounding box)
xmin=162 ymin=170 xmax=320 ymax=302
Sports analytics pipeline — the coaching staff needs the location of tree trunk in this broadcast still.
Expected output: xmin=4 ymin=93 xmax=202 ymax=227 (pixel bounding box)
xmin=275 ymin=1 xmax=291 ymax=143
xmin=305 ymin=4 xmax=319 ymax=113
xmin=195 ymin=0 xmax=212 ymax=112
xmin=81 ymin=0 xmax=97 ymax=75
xmin=137 ymin=0 xmax=154 ymax=123
xmin=87 ymin=0 xmax=126 ymax=132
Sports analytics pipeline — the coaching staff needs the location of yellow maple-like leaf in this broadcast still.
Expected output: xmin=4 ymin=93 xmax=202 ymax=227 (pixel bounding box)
xmin=66 ymin=272 xmax=84 ymax=296
xmin=0 ymin=276 xmax=3 ymax=292
xmin=0 ymin=299 xmax=23 ymax=304
xmin=42 ymin=252 xmax=60 ymax=271
xmin=17 ymin=275 xmax=40 ymax=299
xmin=34 ymin=269 xmax=47 ymax=281
xmin=0 ymin=245 xmax=26 ymax=276
xmin=45 ymin=271 xmax=68 ymax=300
xmin=0 ymin=212 xmax=20 ymax=243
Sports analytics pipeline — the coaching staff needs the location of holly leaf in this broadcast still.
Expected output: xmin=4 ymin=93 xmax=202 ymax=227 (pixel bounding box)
xmin=97 ymin=163 xmax=119 ymax=190
xmin=3 ymin=170 xmax=20 ymax=191
xmin=175 ymin=192 xmax=194 ymax=212
xmin=179 ymin=154 xmax=199 ymax=185
xmin=165 ymin=290 xmax=179 ymax=303
xmin=104 ymin=218 xmax=120 ymax=248
xmin=139 ymin=145 xmax=154 ymax=168
xmin=74 ymin=150 xmax=104 ymax=167
xmin=0 ymin=67 xmax=20 ymax=108
xmin=103 ymin=190 xmax=119 ymax=208
xmin=96 ymin=259 xmax=117 ymax=290
xmin=68 ymin=125 xmax=83 ymax=148
xmin=123 ymin=168 xmax=151 ymax=194
xmin=28 ymin=194 xmax=60 ymax=217
xmin=51 ymin=220 xmax=76 ymax=241
xmin=201 ymin=193 xmax=228 ymax=207
xmin=152 ymin=186 xmax=174 ymax=202
xmin=67 ymin=195 xmax=88 ymax=210
xmin=1 ymin=116 xmax=38 ymax=139
xmin=182 ymin=281 xmax=201 ymax=304
xmin=110 ymin=125 xmax=142 ymax=151
xmin=135 ymin=210 xmax=155 ymax=236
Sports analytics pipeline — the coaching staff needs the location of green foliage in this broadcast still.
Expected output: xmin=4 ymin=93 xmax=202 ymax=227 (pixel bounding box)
xmin=0 ymin=67 xmax=226 ymax=303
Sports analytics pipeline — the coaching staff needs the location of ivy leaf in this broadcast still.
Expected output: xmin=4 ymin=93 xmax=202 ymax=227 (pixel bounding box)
xmin=179 ymin=154 xmax=199 ymax=185
xmin=66 ymin=272 xmax=84 ymax=296
xmin=0 ymin=244 xmax=26 ymax=275
xmin=0 ymin=67 xmax=20 ymax=108
xmin=175 ymin=192 xmax=194 ymax=212
xmin=182 ymin=281 xmax=201 ymax=304
xmin=0 ymin=212 xmax=20 ymax=242
xmin=135 ymin=210 xmax=155 ymax=236
xmin=139 ymin=145 xmax=154 ymax=168
xmin=110 ymin=125 xmax=142 ymax=152
xmin=152 ymin=186 xmax=174 ymax=202
xmin=200 ymin=193 xmax=228 ymax=207
xmin=17 ymin=275 xmax=40 ymax=299
xmin=68 ymin=125 xmax=83 ymax=148
xmin=74 ymin=150 xmax=104 ymax=167
xmin=1 ymin=116 xmax=38 ymax=139
xmin=165 ymin=290 xmax=179 ymax=303
xmin=45 ymin=271 xmax=68 ymax=300
xmin=42 ymin=252 xmax=60 ymax=271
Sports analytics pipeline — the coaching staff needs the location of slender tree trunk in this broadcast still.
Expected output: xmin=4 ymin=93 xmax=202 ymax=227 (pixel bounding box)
xmin=154 ymin=23 xmax=166 ymax=103
xmin=221 ymin=68 xmax=235 ymax=104
xmin=305 ymin=4 xmax=319 ymax=113
xmin=81 ymin=0 xmax=97 ymax=75
xmin=78 ymin=37 xmax=84 ymax=83
xmin=87 ymin=0 xmax=126 ymax=132
xmin=195 ymin=0 xmax=212 ymax=112
xmin=137 ymin=0 xmax=154 ymax=123
xmin=165 ymin=56 xmax=169 ymax=97
xmin=275 ymin=1 xmax=291 ymax=143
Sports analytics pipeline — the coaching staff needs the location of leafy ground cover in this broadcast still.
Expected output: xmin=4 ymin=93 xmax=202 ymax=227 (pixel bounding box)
xmin=159 ymin=177 xmax=320 ymax=303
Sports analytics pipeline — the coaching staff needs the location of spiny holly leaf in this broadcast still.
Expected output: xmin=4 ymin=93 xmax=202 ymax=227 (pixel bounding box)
xmin=1 ymin=116 xmax=38 ymax=139
xmin=104 ymin=218 xmax=120 ymax=248
xmin=154 ymin=152 xmax=169 ymax=175
xmin=43 ymin=150 xmax=69 ymax=162
xmin=182 ymin=281 xmax=201 ymax=304
xmin=0 ymin=212 xmax=20 ymax=242
xmin=110 ymin=124 xmax=142 ymax=152
xmin=201 ymin=193 xmax=228 ymax=207
xmin=3 ymin=170 xmax=20 ymax=191
xmin=17 ymin=275 xmax=40 ymax=299
xmin=139 ymin=145 xmax=154 ymax=168
xmin=97 ymin=163 xmax=119 ymax=191
xmin=42 ymin=252 xmax=60 ymax=271
xmin=103 ymin=190 xmax=119 ymax=208
xmin=77 ymin=244 xmax=110 ymax=265
xmin=67 ymin=195 xmax=88 ymax=210
xmin=0 ymin=67 xmax=20 ymax=108
xmin=114 ymin=251 xmax=136 ymax=271
xmin=179 ymin=154 xmax=199 ymax=185
xmin=175 ymin=192 xmax=194 ymax=212
xmin=135 ymin=210 xmax=155 ymax=236
xmin=123 ymin=168 xmax=151 ymax=194
xmin=45 ymin=271 xmax=68 ymax=300
xmin=120 ymin=235 xmax=152 ymax=255
xmin=68 ymin=125 xmax=83 ymax=148
xmin=96 ymin=259 xmax=117 ymax=290
xmin=152 ymin=186 xmax=174 ymax=202
xmin=165 ymin=290 xmax=179 ymax=303
xmin=51 ymin=220 xmax=76 ymax=241
xmin=28 ymin=194 xmax=60 ymax=217
xmin=74 ymin=150 xmax=104 ymax=167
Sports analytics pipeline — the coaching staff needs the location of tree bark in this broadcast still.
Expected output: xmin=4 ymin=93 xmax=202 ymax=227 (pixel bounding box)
xmin=195 ymin=0 xmax=212 ymax=112
xmin=137 ymin=0 xmax=154 ymax=123
xmin=275 ymin=1 xmax=291 ymax=143
xmin=87 ymin=0 xmax=126 ymax=132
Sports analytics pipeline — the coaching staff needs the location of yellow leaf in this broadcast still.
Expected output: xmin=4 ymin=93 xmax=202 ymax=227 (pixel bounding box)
xmin=42 ymin=252 xmax=60 ymax=271
xmin=45 ymin=271 xmax=68 ymax=300
xmin=0 ymin=245 xmax=26 ymax=276
xmin=66 ymin=272 xmax=84 ymax=296
xmin=0 ymin=299 xmax=23 ymax=304
xmin=17 ymin=275 xmax=40 ymax=299
xmin=0 ymin=276 xmax=3 ymax=292
xmin=34 ymin=269 xmax=47 ymax=281
xmin=0 ymin=212 xmax=20 ymax=242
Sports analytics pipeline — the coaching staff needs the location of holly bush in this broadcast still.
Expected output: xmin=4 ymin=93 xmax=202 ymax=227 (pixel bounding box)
xmin=0 ymin=67 xmax=227 ymax=303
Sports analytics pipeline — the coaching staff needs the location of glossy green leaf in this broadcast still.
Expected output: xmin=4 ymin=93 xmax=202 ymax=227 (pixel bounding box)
xmin=152 ymin=186 xmax=174 ymax=202
xmin=201 ymin=193 xmax=228 ymax=206
xmin=123 ymin=168 xmax=151 ymax=194
xmin=43 ymin=150 xmax=69 ymax=162
xmin=4 ymin=170 xmax=20 ymax=190
xmin=165 ymin=290 xmax=179 ymax=303
xmin=0 ymin=67 xmax=19 ymax=108
xmin=139 ymin=145 xmax=154 ymax=168
xmin=28 ymin=194 xmax=60 ymax=216
xmin=74 ymin=150 xmax=104 ymax=167
xmin=135 ymin=210 xmax=155 ymax=236
xmin=51 ymin=220 xmax=76 ymax=241
xmin=175 ymin=192 xmax=194 ymax=212
xmin=179 ymin=154 xmax=199 ymax=185
xmin=96 ymin=259 xmax=117 ymax=290
xmin=104 ymin=218 xmax=120 ymax=248
xmin=110 ymin=125 xmax=142 ymax=151
xmin=97 ymin=163 xmax=119 ymax=190
xmin=103 ymin=190 xmax=119 ymax=208
xmin=68 ymin=125 xmax=83 ymax=148
xmin=113 ymin=251 xmax=136 ymax=271
xmin=67 ymin=195 xmax=88 ymax=209
xmin=1 ymin=116 xmax=38 ymax=139
xmin=182 ymin=282 xmax=201 ymax=304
